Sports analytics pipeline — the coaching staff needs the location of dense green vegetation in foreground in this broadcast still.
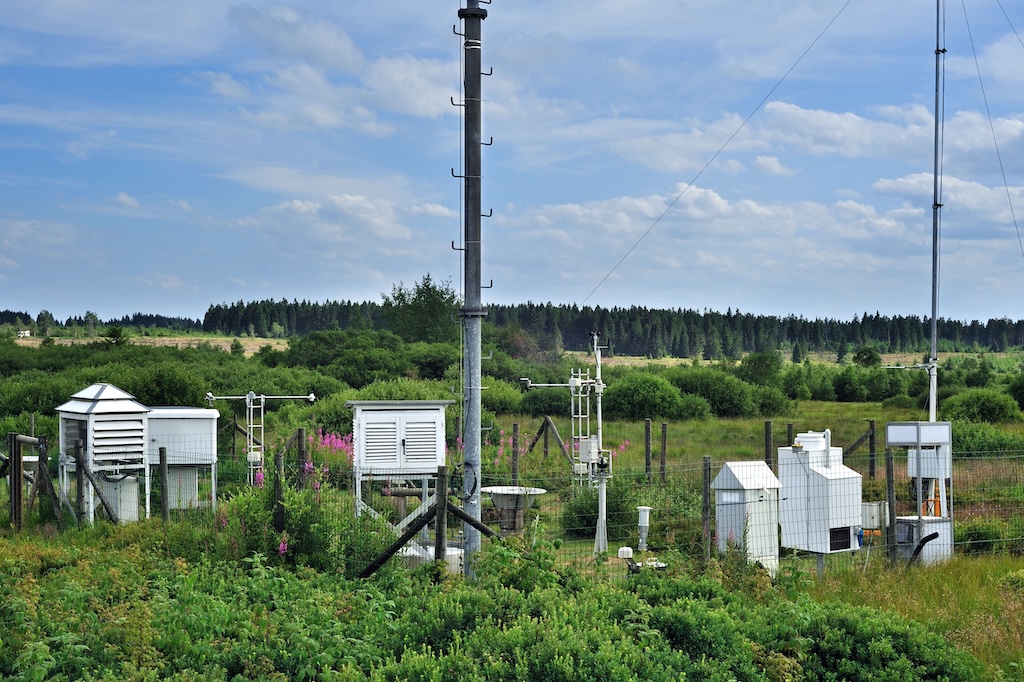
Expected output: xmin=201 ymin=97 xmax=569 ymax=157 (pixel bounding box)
xmin=5 ymin=315 xmax=1024 ymax=679
xmin=0 ymin=503 xmax=993 ymax=681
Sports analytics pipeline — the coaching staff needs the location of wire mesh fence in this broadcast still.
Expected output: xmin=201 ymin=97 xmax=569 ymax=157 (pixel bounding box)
xmin=6 ymin=430 xmax=1024 ymax=577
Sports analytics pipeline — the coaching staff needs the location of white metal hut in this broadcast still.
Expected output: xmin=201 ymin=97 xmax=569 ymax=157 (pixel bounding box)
xmin=711 ymin=461 xmax=781 ymax=576
xmin=778 ymin=429 xmax=863 ymax=555
xmin=147 ymin=406 xmax=220 ymax=510
xmin=57 ymin=383 xmax=150 ymax=523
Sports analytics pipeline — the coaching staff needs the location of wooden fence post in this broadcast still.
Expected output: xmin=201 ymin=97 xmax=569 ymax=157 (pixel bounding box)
xmin=8 ymin=433 xmax=22 ymax=531
xmin=434 ymin=466 xmax=448 ymax=563
xmin=764 ymin=420 xmax=773 ymax=469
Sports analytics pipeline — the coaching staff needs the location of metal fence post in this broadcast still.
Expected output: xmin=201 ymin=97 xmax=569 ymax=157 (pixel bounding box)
xmin=645 ymin=419 xmax=652 ymax=484
xmin=886 ymin=447 xmax=898 ymax=565
xmin=702 ymin=455 xmax=712 ymax=563
xmin=660 ymin=422 xmax=667 ymax=484
xmin=159 ymin=447 xmax=170 ymax=523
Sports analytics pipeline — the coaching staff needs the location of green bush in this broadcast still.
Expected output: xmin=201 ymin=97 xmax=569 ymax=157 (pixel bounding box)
xmin=882 ymin=393 xmax=917 ymax=409
xmin=834 ymin=365 xmax=869 ymax=402
xmin=481 ymin=376 xmax=524 ymax=415
xmin=521 ymin=387 xmax=570 ymax=417
xmin=603 ymin=372 xmax=683 ymax=421
xmin=282 ymin=486 xmax=396 ymax=578
xmin=734 ymin=351 xmax=783 ymax=388
xmin=677 ymin=393 xmax=712 ymax=421
xmin=940 ymin=388 xmax=1022 ymax=423
xmin=751 ymin=385 xmax=790 ymax=417
xmin=952 ymin=420 xmax=1024 ymax=456
xmin=782 ymin=365 xmax=812 ymax=400
xmin=559 ymin=478 xmax=636 ymax=541
xmin=664 ymin=366 xmax=755 ymax=418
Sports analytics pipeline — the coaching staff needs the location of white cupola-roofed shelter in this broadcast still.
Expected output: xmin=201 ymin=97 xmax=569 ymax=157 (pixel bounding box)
xmin=57 ymin=383 xmax=151 ymax=524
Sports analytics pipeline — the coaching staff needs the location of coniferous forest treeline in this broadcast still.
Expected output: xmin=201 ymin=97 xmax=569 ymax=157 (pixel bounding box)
xmin=198 ymin=299 xmax=1024 ymax=357
xmin=4 ymin=296 xmax=1024 ymax=358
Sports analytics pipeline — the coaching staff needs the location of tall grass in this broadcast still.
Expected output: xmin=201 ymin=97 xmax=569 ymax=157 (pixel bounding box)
xmin=494 ymin=400 xmax=925 ymax=470
xmin=809 ymin=554 xmax=1024 ymax=678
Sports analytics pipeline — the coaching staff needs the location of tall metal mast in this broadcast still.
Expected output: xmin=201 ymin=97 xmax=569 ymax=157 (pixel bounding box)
xmin=928 ymin=0 xmax=944 ymax=422
xmin=458 ymin=0 xmax=487 ymax=570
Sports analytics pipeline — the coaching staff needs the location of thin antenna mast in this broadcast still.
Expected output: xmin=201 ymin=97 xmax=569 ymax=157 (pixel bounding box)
xmin=458 ymin=0 xmax=487 ymax=572
xmin=928 ymin=0 xmax=945 ymax=422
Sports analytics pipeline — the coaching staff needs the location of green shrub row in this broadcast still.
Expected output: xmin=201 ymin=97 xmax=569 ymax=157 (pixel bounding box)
xmin=0 ymin=527 xmax=984 ymax=681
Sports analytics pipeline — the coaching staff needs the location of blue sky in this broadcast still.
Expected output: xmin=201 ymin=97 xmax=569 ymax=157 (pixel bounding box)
xmin=1 ymin=1 xmax=1023 ymax=324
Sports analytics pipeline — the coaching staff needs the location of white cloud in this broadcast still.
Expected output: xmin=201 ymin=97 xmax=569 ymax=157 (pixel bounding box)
xmin=1 ymin=1 xmax=227 ymax=65
xmin=230 ymin=5 xmax=364 ymax=73
xmin=114 ymin=192 xmax=139 ymax=209
xmin=755 ymin=155 xmax=794 ymax=176
xmin=195 ymin=71 xmax=251 ymax=100
xmin=64 ymin=130 xmax=118 ymax=160
xmin=223 ymin=166 xmax=410 ymax=201
xmin=131 ymin=273 xmax=184 ymax=290
xmin=408 ymin=203 xmax=457 ymax=218
xmin=364 ymin=55 xmax=460 ymax=119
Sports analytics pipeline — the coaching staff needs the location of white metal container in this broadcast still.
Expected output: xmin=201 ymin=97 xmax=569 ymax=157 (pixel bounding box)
xmin=147 ymin=406 xmax=220 ymax=509
xmin=778 ymin=429 xmax=862 ymax=555
xmin=895 ymin=516 xmax=953 ymax=565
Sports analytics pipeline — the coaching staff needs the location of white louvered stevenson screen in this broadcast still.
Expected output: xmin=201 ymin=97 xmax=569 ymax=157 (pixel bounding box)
xmin=354 ymin=406 xmax=446 ymax=474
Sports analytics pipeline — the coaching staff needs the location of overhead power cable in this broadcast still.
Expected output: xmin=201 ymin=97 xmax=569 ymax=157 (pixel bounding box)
xmin=582 ymin=0 xmax=855 ymax=306
xmin=962 ymin=0 xmax=1024 ymax=261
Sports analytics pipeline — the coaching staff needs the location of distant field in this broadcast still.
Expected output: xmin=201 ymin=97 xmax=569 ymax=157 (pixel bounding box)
xmin=14 ymin=334 xmax=289 ymax=357
xmin=15 ymin=335 xmax=1015 ymax=365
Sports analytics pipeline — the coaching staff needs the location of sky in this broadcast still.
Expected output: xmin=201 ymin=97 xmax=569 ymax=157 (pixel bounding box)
xmin=2 ymin=1 xmax=1024 ymax=325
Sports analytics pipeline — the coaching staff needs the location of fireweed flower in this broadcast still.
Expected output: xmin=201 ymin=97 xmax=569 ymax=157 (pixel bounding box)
xmin=278 ymin=533 xmax=288 ymax=555
xmin=254 ymin=471 xmax=265 ymax=488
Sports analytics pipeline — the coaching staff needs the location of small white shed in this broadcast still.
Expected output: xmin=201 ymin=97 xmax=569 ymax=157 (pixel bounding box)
xmin=712 ymin=461 xmax=781 ymax=576
xmin=778 ymin=429 xmax=863 ymax=554
xmin=147 ymin=406 xmax=220 ymax=510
